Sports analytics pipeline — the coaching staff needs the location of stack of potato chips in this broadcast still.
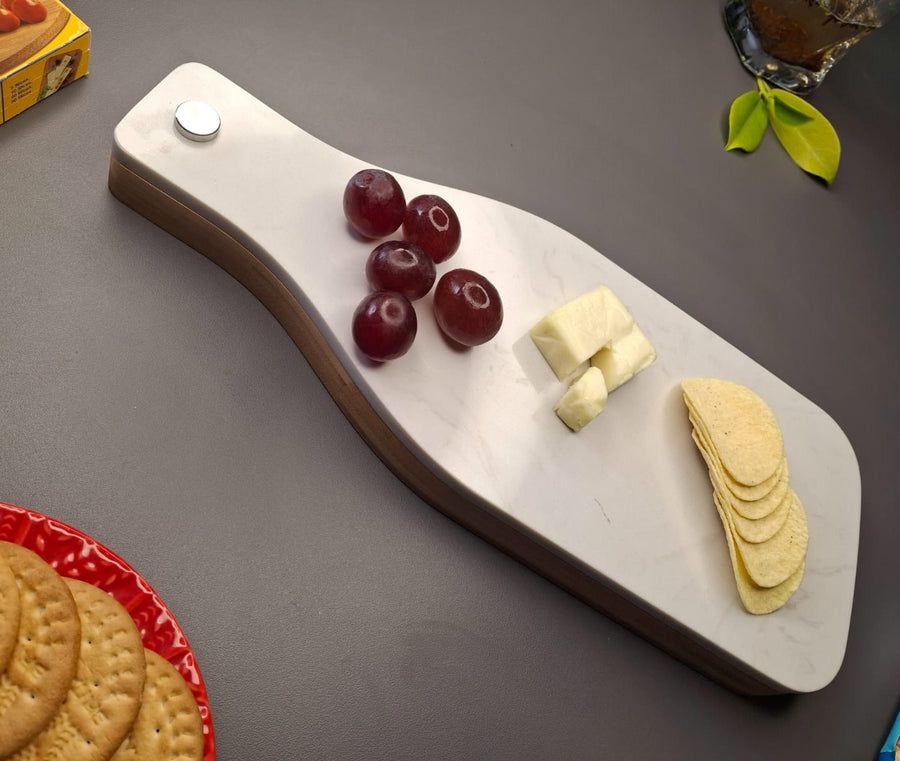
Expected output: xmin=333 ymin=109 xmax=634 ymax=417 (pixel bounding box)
xmin=682 ymin=378 xmax=808 ymax=614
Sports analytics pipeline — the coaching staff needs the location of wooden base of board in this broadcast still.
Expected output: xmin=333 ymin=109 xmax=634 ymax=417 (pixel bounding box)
xmin=108 ymin=155 xmax=781 ymax=696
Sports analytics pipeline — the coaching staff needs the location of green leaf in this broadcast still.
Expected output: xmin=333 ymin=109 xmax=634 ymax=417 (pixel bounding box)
xmin=725 ymin=90 xmax=768 ymax=152
xmin=764 ymin=89 xmax=841 ymax=184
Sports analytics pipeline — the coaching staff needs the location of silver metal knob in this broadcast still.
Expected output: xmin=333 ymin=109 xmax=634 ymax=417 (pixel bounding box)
xmin=174 ymin=100 xmax=221 ymax=142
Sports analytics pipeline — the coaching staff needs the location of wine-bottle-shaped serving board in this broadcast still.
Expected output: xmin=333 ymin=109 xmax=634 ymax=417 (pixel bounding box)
xmin=108 ymin=63 xmax=860 ymax=695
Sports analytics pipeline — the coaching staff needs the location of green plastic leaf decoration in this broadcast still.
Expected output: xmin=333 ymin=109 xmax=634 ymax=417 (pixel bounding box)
xmin=723 ymin=77 xmax=841 ymax=184
xmin=764 ymin=94 xmax=813 ymax=127
xmin=759 ymin=81 xmax=841 ymax=184
xmin=725 ymin=90 xmax=768 ymax=152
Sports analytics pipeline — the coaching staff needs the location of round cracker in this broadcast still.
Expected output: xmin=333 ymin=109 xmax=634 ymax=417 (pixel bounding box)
xmin=0 ymin=551 xmax=21 ymax=675
xmin=10 ymin=578 xmax=147 ymax=761
xmin=0 ymin=541 xmax=81 ymax=758
xmin=110 ymin=648 xmax=204 ymax=761
xmin=682 ymin=378 xmax=784 ymax=487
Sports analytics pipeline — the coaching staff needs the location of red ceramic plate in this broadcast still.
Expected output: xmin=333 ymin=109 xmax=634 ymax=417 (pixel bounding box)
xmin=0 ymin=501 xmax=215 ymax=760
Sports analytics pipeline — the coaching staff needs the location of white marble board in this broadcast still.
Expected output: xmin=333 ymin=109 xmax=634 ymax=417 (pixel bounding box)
xmin=111 ymin=63 xmax=860 ymax=693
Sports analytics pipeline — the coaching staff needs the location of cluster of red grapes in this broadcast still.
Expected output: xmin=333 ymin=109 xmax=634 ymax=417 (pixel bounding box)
xmin=343 ymin=168 xmax=503 ymax=362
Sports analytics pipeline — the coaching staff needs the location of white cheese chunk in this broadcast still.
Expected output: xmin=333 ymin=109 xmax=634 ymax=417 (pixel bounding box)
xmin=530 ymin=285 xmax=635 ymax=380
xmin=589 ymin=323 xmax=656 ymax=392
xmin=555 ymin=366 xmax=608 ymax=432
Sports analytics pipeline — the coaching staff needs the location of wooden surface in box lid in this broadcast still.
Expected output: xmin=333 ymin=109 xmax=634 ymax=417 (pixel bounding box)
xmin=0 ymin=0 xmax=69 ymax=75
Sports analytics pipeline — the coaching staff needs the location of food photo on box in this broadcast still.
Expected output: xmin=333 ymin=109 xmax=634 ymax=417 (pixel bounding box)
xmin=0 ymin=0 xmax=89 ymax=124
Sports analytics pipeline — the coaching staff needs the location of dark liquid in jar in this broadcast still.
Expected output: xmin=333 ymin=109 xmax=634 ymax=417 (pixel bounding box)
xmin=746 ymin=0 xmax=878 ymax=70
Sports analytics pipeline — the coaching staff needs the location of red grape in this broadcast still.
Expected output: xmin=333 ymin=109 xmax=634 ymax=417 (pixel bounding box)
xmin=366 ymin=241 xmax=436 ymax=301
xmin=343 ymin=169 xmax=406 ymax=239
xmin=402 ymin=194 xmax=461 ymax=263
xmin=352 ymin=291 xmax=417 ymax=361
xmin=433 ymin=269 xmax=503 ymax=347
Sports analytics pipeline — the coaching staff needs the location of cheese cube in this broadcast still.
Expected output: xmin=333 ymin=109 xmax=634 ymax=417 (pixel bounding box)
xmin=530 ymin=286 xmax=635 ymax=380
xmin=555 ymin=367 xmax=608 ymax=432
xmin=590 ymin=323 xmax=656 ymax=392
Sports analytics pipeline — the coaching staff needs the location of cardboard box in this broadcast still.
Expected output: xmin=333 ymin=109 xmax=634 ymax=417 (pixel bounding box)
xmin=0 ymin=0 xmax=89 ymax=124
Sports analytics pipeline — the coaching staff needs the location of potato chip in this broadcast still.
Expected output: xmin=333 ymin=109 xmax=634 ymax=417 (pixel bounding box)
xmin=682 ymin=378 xmax=808 ymax=614
xmin=725 ymin=481 xmax=793 ymax=545
xmin=720 ymin=457 xmax=787 ymax=503
xmin=691 ymin=430 xmax=792 ymax=542
xmin=690 ymin=422 xmax=790 ymax=519
xmin=682 ymin=377 xmax=784 ymax=487
xmin=713 ymin=490 xmax=806 ymax=615
xmin=715 ymin=490 xmax=808 ymax=588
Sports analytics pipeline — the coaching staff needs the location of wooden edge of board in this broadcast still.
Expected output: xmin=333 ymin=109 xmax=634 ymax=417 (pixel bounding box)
xmin=107 ymin=154 xmax=783 ymax=697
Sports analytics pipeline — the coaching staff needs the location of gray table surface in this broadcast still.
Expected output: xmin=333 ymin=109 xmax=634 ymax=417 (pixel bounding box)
xmin=2 ymin=1 xmax=899 ymax=758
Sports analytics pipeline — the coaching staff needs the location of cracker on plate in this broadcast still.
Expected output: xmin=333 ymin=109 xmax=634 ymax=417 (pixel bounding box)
xmin=9 ymin=578 xmax=147 ymax=761
xmin=0 ymin=551 xmax=20 ymax=676
xmin=110 ymin=648 xmax=205 ymax=761
xmin=0 ymin=541 xmax=81 ymax=757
